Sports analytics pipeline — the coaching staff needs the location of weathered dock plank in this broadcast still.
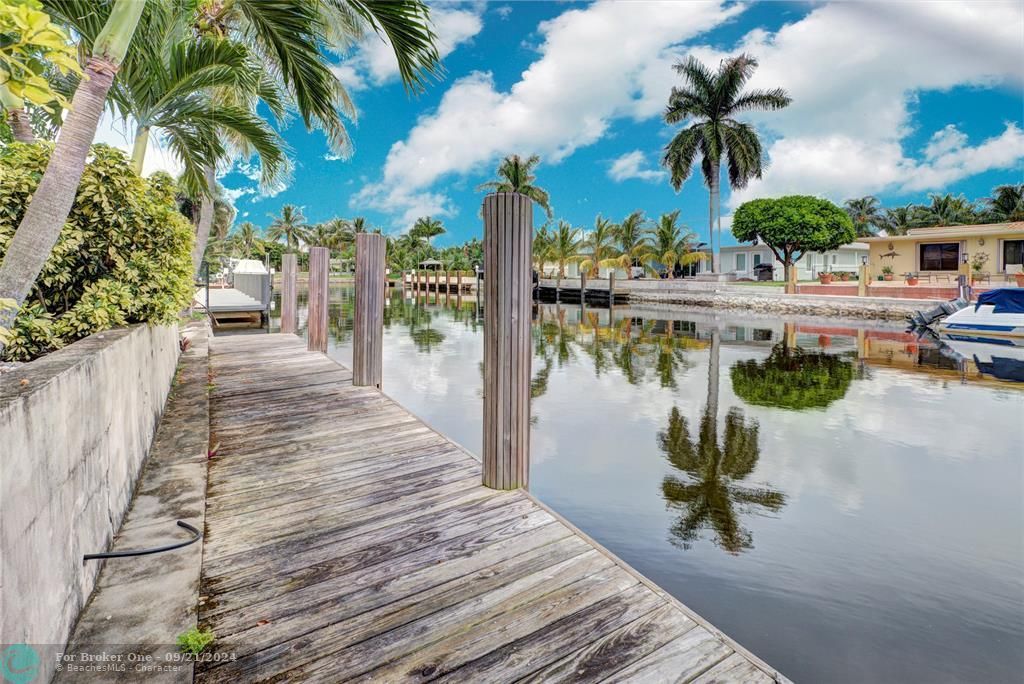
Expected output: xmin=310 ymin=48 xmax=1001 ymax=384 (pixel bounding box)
xmin=197 ymin=334 xmax=786 ymax=683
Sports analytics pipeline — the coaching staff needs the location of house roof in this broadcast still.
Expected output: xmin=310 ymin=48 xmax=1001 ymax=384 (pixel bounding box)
xmin=862 ymin=221 xmax=1024 ymax=242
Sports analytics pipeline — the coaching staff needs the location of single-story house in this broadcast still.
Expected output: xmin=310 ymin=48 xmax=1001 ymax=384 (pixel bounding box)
xmin=719 ymin=242 xmax=869 ymax=281
xmin=861 ymin=222 xmax=1024 ymax=281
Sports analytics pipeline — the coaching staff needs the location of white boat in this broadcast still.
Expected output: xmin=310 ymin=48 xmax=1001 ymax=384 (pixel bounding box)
xmin=936 ymin=289 xmax=1024 ymax=340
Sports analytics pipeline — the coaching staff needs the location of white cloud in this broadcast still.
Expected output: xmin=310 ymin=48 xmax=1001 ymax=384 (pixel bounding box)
xmin=338 ymin=4 xmax=484 ymax=91
xmin=323 ymin=152 xmax=344 ymax=161
xmin=608 ymin=150 xmax=666 ymax=183
xmin=494 ymin=5 xmax=513 ymax=20
xmin=222 ymin=186 xmax=256 ymax=204
xmin=703 ymin=1 xmax=1024 ymax=206
xmin=360 ymin=0 xmax=743 ymax=224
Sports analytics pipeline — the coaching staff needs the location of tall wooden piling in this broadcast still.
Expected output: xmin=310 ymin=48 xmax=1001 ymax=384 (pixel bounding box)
xmin=445 ymin=270 xmax=451 ymax=305
xmin=434 ymin=269 xmax=440 ymax=305
xmin=307 ymin=246 xmax=329 ymax=352
xmin=281 ymin=253 xmax=297 ymax=334
xmin=353 ymin=233 xmax=385 ymax=388
xmin=482 ymin=193 xmax=533 ymax=490
xmin=457 ymin=271 xmax=463 ymax=306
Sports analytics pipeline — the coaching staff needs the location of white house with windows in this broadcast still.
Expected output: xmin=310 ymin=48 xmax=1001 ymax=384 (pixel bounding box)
xmin=719 ymin=242 xmax=870 ymax=281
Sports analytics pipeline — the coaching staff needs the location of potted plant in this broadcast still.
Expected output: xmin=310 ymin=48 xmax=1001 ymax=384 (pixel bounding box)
xmin=970 ymin=253 xmax=990 ymax=285
xmin=882 ymin=265 xmax=894 ymax=281
xmin=1015 ymin=272 xmax=1024 ymax=287
xmin=818 ymin=271 xmax=833 ymax=284
xmin=906 ymin=273 xmax=919 ymax=286
xmin=838 ymin=271 xmax=851 ymax=282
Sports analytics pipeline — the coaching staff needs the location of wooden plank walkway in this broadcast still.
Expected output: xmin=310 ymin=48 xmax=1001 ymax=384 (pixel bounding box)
xmin=196 ymin=334 xmax=786 ymax=683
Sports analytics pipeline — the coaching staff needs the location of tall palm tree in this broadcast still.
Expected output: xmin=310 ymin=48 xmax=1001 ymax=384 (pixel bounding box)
xmin=410 ymin=216 xmax=445 ymax=245
xmin=649 ymin=210 xmax=705 ymax=278
xmin=266 ymin=204 xmax=310 ymax=251
xmin=549 ymin=220 xmax=583 ymax=280
xmin=610 ymin=210 xmax=652 ymax=279
xmin=350 ymin=216 xmax=370 ymax=233
xmin=881 ymin=204 xmax=915 ymax=236
xmin=233 ymin=221 xmax=259 ymax=258
xmin=578 ymin=216 xmax=617 ymax=279
xmin=532 ymin=222 xmax=554 ymax=274
xmin=476 ymin=154 xmax=553 ymax=218
xmin=0 ymin=0 xmax=147 ymax=335
xmin=984 ymin=184 xmax=1024 ymax=222
xmin=844 ymin=196 xmax=883 ymax=237
xmin=662 ymin=54 xmax=791 ymax=272
xmin=912 ymin=193 xmax=978 ymax=227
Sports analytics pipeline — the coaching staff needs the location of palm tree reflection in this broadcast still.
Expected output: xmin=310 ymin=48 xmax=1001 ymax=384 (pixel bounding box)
xmin=659 ymin=328 xmax=786 ymax=554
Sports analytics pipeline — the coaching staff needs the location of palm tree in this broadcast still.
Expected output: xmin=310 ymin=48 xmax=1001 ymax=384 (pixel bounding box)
xmin=844 ymin=196 xmax=883 ymax=237
xmin=266 ymin=204 xmax=310 ymax=251
xmin=0 ymin=0 xmax=147 ymax=335
xmin=233 ymin=221 xmax=259 ymax=258
xmin=410 ymin=216 xmax=445 ymax=245
xmin=649 ymin=210 xmax=705 ymax=277
xmin=0 ymin=0 xmax=440 ymax=339
xmin=984 ymin=184 xmax=1024 ymax=222
xmin=549 ymin=220 xmax=583 ymax=280
xmin=662 ymin=54 xmax=791 ymax=272
xmin=532 ymin=223 xmax=554 ymax=274
xmin=578 ymin=216 xmax=617 ymax=279
xmin=350 ymin=216 xmax=370 ymax=233
xmin=881 ymin=205 xmax=915 ymax=236
xmin=912 ymin=193 xmax=978 ymax=227
xmin=476 ymin=154 xmax=553 ymax=218
xmin=610 ymin=210 xmax=652 ymax=279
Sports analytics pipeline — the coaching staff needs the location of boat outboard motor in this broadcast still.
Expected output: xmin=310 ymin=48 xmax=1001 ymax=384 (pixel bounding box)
xmin=907 ymin=297 xmax=969 ymax=327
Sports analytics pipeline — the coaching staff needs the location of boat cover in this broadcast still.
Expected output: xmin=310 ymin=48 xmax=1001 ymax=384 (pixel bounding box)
xmin=975 ymin=288 xmax=1024 ymax=314
xmin=974 ymin=355 xmax=1024 ymax=382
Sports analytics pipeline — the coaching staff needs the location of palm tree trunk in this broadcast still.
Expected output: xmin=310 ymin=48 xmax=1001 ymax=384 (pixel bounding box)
xmin=0 ymin=57 xmax=119 ymax=335
xmin=709 ymin=167 xmax=720 ymax=274
xmin=0 ymin=0 xmax=144 ymax=344
xmin=0 ymin=85 xmax=34 ymax=143
xmin=191 ymin=164 xmax=217 ymax=277
xmin=131 ymin=126 xmax=150 ymax=174
xmin=707 ymin=327 xmax=720 ymax=417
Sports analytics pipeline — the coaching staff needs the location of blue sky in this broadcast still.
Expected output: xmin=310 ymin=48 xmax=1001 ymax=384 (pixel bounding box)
xmin=213 ymin=1 xmax=1024 ymax=248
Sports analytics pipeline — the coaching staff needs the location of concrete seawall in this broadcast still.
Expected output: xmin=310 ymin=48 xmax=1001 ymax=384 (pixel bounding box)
xmin=0 ymin=323 xmax=179 ymax=681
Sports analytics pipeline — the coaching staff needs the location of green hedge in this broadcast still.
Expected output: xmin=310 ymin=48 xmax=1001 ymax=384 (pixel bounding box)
xmin=0 ymin=143 xmax=194 ymax=361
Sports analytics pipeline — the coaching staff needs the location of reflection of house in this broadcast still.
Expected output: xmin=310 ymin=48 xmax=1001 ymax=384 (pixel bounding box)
xmin=862 ymin=222 xmax=1024 ymax=280
xmin=719 ymin=243 xmax=869 ymax=281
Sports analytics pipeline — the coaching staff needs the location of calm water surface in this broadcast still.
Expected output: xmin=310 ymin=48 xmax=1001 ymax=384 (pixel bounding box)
xmin=271 ymin=286 xmax=1023 ymax=683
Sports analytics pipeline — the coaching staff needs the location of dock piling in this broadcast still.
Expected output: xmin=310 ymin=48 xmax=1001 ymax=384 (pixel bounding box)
xmin=307 ymin=246 xmax=329 ymax=352
xmin=281 ymin=253 xmax=297 ymax=334
xmin=482 ymin=192 xmax=533 ymax=490
xmin=353 ymin=233 xmax=385 ymax=388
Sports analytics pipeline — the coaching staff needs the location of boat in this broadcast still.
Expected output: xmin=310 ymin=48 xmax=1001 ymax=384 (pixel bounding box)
xmin=936 ymin=289 xmax=1024 ymax=340
xmin=940 ymin=337 xmax=1024 ymax=382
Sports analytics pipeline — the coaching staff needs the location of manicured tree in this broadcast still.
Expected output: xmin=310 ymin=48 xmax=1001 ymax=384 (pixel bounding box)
xmin=732 ymin=195 xmax=855 ymax=293
xmin=731 ymin=346 xmax=855 ymax=411
xmin=0 ymin=0 xmax=147 ymax=339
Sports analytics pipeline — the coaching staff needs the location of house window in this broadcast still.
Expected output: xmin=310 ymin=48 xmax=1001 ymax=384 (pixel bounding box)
xmin=753 ymin=253 xmax=762 ymax=266
xmin=735 ymin=253 xmax=747 ymax=271
xmin=1003 ymin=240 xmax=1024 ymax=269
xmin=919 ymin=242 xmax=960 ymax=271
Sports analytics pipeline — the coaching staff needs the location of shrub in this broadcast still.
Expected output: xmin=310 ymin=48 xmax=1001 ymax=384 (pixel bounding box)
xmin=730 ymin=344 xmax=855 ymax=410
xmin=0 ymin=143 xmax=194 ymax=361
xmin=176 ymin=627 xmax=215 ymax=655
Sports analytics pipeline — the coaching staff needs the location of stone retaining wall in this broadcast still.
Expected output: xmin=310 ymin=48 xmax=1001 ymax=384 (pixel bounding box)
xmin=0 ymin=324 xmax=179 ymax=678
xmin=628 ymin=290 xmax=929 ymax=320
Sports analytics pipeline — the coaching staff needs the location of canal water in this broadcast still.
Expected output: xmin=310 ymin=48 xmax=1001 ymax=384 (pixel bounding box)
xmin=272 ymin=286 xmax=1023 ymax=683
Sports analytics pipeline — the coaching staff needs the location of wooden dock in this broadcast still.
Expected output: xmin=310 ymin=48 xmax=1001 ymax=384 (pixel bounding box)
xmin=197 ymin=333 xmax=785 ymax=683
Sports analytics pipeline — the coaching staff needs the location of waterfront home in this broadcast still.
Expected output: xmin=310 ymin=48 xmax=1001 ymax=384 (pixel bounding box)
xmin=720 ymin=242 xmax=869 ymax=281
xmin=862 ymin=222 xmax=1024 ymax=282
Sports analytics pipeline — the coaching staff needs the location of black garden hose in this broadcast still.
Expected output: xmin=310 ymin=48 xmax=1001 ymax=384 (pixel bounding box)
xmin=83 ymin=521 xmax=201 ymax=561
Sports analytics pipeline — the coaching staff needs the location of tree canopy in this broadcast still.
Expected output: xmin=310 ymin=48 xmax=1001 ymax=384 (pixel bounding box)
xmin=732 ymin=195 xmax=855 ymax=269
xmin=730 ymin=345 xmax=855 ymax=410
